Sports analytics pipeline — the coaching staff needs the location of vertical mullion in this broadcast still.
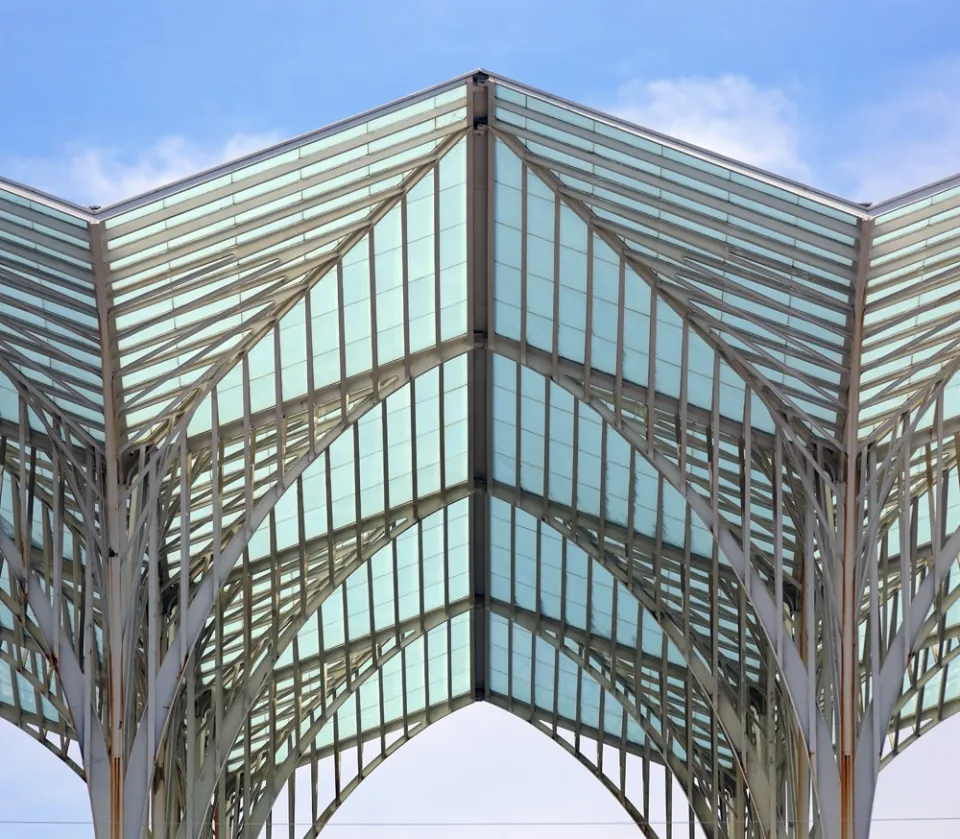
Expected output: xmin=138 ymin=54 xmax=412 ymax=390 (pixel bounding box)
xmin=324 ymin=444 xmax=336 ymax=597
xmin=305 ymin=276 xmax=317 ymax=457
xmin=626 ymin=452 xmax=637 ymax=594
xmin=529 ymin=624 xmax=538 ymax=727
xmin=350 ymin=393 xmax=365 ymax=773
xmin=597 ymin=671 xmax=605 ymax=774
xmin=555 ymin=537 xmax=567 ymax=737
xmin=147 ymin=460 xmax=159 ymax=812
xmin=418 ymin=509 xmax=429 ymax=726
xmin=273 ymin=323 xmax=285 ymax=483
xmin=514 ymin=361 xmax=522 ymax=502
xmin=17 ymin=398 xmax=27 ymax=567
xmin=186 ymin=664 xmax=198 ymax=839
xmin=368 ymin=226 xmax=380 ymax=390
xmin=551 ymin=192 xmax=561 ymax=378
xmin=214 ymin=580 xmax=225 ymax=839
xmin=401 ymin=194 xmax=412 ymax=380
xmin=433 ymin=162 xmax=443 ymax=349
xmin=774 ymin=430 xmax=784 ymax=662
xmin=332 ymin=711 xmax=342 ymax=810
xmin=584 ymin=229 xmax=594 ymax=398
xmin=241 ymin=545 xmax=253 ymax=839
xmin=339 ymin=433 xmax=356 ymax=704
xmin=615 ymin=256 xmax=626 ymax=426
xmin=573 ymin=647 xmax=584 ymax=756
xmin=507 ymin=508 xmax=517 ymax=713
xmin=354 ymin=683 xmax=363 ymax=788
xmin=529 ymin=519 xmax=543 ymax=725
xmin=646 ymin=285 xmax=658 ymax=457
xmin=741 ymin=385 xmax=753 ymax=604
xmin=868 ymin=448 xmax=881 ymax=769
xmin=50 ymin=446 xmax=63 ymax=666
xmin=210 ymin=387 xmax=224 ymax=839
xmin=899 ymin=427 xmax=912 ymax=667
xmin=397 ymin=540 xmax=409 ymax=739
xmin=520 ymin=163 xmax=529 ymax=365
xmin=542 ymin=377 xmax=551 ymax=520
xmin=805 ymin=458 xmax=818 ymax=826
xmin=179 ymin=438 xmax=192 ymax=663
xmin=336 ymin=259 xmax=349 ymax=423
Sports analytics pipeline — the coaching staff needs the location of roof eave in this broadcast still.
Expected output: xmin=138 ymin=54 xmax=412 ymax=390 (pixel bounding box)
xmin=92 ymin=69 xmax=483 ymax=221
xmin=483 ymin=69 xmax=872 ymax=220
xmin=2 ymin=67 xmax=957 ymax=223
xmin=864 ymin=170 xmax=960 ymax=217
xmin=0 ymin=175 xmax=99 ymax=223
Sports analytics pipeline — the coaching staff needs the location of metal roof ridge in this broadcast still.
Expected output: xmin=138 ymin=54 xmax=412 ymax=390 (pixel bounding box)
xmin=3 ymin=67 xmax=959 ymax=222
xmin=483 ymin=70 xmax=872 ymax=219
xmin=865 ymin=171 xmax=960 ymax=217
xmin=0 ymin=174 xmax=98 ymax=222
xmin=92 ymin=70 xmax=480 ymax=220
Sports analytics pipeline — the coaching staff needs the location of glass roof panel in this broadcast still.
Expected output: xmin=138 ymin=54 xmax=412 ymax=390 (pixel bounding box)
xmin=491 ymin=352 xmax=712 ymax=556
xmin=0 ymin=597 xmax=64 ymax=727
xmin=488 ymin=352 xmax=766 ymax=696
xmin=487 ymin=497 xmax=742 ymax=773
xmin=489 ymin=498 xmax=685 ymax=667
xmin=106 ymin=88 xmax=469 ymax=443
xmin=225 ymin=495 xmax=473 ymax=774
xmin=192 ymin=354 xmax=472 ymax=741
xmin=0 ymin=186 xmax=103 ymax=440
xmin=173 ymin=353 xmax=470 ymax=585
xmin=488 ymin=612 xmax=649 ymax=752
xmin=490 ymin=86 xmax=858 ymax=439
xmin=862 ymin=188 xmax=960 ymax=439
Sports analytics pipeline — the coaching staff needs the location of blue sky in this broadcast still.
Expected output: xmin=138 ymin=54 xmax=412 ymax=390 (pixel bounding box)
xmin=2 ymin=1 xmax=960 ymax=837
xmin=3 ymin=0 xmax=960 ymax=205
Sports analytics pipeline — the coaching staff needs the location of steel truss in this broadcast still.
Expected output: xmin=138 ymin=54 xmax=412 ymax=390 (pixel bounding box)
xmin=1 ymin=70 xmax=960 ymax=839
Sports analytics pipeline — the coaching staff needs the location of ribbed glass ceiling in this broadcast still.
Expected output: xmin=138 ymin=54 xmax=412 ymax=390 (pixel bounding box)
xmin=2 ymin=69 xmax=960 ymax=839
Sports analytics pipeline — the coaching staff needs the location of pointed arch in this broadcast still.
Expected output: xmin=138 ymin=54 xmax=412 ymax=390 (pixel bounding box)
xmin=154 ymin=337 xmax=816 ymax=807
xmin=0 ymin=526 xmax=111 ymax=835
xmin=490 ymin=347 xmax=836 ymax=831
xmin=174 ymin=486 xmax=774 ymax=839
xmin=0 ymin=645 xmax=79 ymax=775
xmin=186 ymin=489 xmax=772 ymax=839
xmin=879 ymin=638 xmax=960 ymax=766
xmin=232 ymin=614 xmax=719 ymax=839
xmin=147 ymin=343 xmax=801 ymax=839
xmin=125 ymin=344 xmax=470 ymax=833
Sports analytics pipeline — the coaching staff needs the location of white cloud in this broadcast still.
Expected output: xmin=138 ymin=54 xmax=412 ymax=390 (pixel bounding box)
xmin=838 ymin=59 xmax=960 ymax=203
xmin=5 ymin=131 xmax=282 ymax=208
xmin=7 ymin=63 xmax=960 ymax=211
xmin=607 ymin=67 xmax=960 ymax=204
xmin=609 ymin=75 xmax=810 ymax=181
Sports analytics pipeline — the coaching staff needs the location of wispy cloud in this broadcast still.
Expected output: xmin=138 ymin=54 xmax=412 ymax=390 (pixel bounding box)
xmin=606 ymin=66 xmax=960 ymax=204
xmin=838 ymin=58 xmax=960 ymax=202
xmin=7 ymin=63 xmax=960 ymax=210
xmin=608 ymin=74 xmax=810 ymax=181
xmin=4 ymin=132 xmax=282 ymax=207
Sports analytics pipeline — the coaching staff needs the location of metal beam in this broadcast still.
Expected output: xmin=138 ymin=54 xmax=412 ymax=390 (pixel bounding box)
xmin=468 ymin=72 xmax=492 ymax=703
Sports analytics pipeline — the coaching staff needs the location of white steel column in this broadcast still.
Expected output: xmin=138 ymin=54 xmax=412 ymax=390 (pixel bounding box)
xmin=467 ymin=72 xmax=492 ymax=703
xmin=90 ymin=219 xmax=131 ymax=839
xmin=840 ymin=218 xmax=872 ymax=839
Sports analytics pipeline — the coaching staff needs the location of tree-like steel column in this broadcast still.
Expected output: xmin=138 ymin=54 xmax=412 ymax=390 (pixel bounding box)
xmin=91 ymin=218 xmax=129 ymax=839
xmin=837 ymin=218 xmax=871 ymax=839
xmin=7 ymin=70 xmax=960 ymax=839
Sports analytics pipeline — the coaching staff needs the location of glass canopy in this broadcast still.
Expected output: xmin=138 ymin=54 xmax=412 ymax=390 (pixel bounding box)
xmin=1 ymin=69 xmax=959 ymax=839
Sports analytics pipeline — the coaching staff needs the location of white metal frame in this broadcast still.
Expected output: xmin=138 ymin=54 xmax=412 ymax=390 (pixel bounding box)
xmin=0 ymin=69 xmax=958 ymax=839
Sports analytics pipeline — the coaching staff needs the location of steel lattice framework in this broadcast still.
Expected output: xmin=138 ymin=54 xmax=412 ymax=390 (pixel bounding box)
xmin=1 ymin=70 xmax=959 ymax=839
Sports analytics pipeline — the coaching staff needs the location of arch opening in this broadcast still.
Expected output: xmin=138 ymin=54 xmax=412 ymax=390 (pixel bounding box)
xmin=173 ymin=488 xmax=776 ymax=839
xmin=155 ymin=346 xmax=804 ymax=839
